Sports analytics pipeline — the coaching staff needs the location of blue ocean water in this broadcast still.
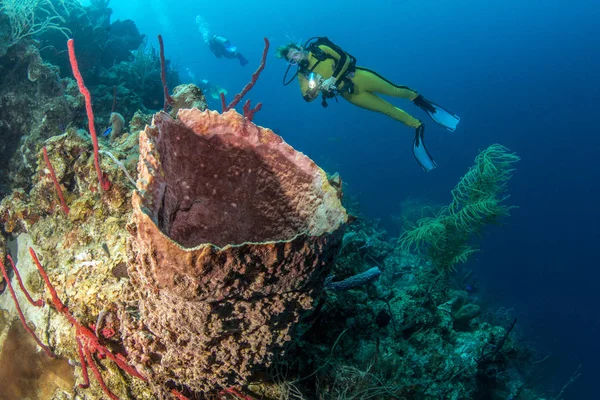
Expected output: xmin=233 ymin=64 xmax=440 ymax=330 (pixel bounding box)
xmin=106 ymin=0 xmax=599 ymax=397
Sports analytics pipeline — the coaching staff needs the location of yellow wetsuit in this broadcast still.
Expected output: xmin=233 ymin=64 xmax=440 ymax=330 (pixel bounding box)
xmin=298 ymin=42 xmax=422 ymax=129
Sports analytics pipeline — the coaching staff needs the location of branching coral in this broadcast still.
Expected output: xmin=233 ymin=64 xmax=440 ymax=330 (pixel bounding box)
xmin=129 ymin=38 xmax=160 ymax=90
xmin=0 ymin=0 xmax=71 ymax=47
xmin=400 ymin=144 xmax=520 ymax=271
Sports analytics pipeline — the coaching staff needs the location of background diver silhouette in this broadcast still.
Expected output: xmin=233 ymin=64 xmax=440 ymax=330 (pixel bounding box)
xmin=197 ymin=79 xmax=227 ymax=100
xmin=276 ymin=37 xmax=460 ymax=171
xmin=208 ymin=34 xmax=248 ymax=66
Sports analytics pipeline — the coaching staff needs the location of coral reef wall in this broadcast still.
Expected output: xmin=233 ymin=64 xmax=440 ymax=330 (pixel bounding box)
xmin=0 ymin=43 xmax=72 ymax=192
xmin=0 ymin=0 xmax=179 ymax=195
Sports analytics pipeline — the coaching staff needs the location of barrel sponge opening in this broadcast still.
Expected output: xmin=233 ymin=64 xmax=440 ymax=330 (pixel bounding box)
xmin=135 ymin=109 xmax=346 ymax=248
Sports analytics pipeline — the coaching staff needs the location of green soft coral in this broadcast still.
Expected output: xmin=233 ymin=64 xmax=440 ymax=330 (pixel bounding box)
xmin=400 ymin=144 xmax=520 ymax=271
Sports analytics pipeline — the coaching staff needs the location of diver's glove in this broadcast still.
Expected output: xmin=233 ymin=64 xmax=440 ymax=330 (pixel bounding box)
xmin=319 ymin=77 xmax=337 ymax=91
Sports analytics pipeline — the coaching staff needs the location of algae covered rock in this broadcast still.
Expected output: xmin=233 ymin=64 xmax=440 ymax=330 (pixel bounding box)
xmin=450 ymin=290 xmax=481 ymax=329
xmin=170 ymin=83 xmax=207 ymax=115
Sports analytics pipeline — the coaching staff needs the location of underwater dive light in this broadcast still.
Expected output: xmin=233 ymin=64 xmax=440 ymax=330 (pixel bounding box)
xmin=308 ymin=73 xmax=317 ymax=89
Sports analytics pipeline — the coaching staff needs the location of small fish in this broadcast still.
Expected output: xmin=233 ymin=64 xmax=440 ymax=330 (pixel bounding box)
xmin=327 ymin=137 xmax=342 ymax=143
xmin=101 ymin=243 xmax=111 ymax=257
xmin=102 ymin=127 xmax=112 ymax=137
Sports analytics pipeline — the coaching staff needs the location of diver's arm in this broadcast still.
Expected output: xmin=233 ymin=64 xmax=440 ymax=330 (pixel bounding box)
xmin=209 ymin=41 xmax=221 ymax=57
xmin=198 ymin=79 xmax=210 ymax=90
xmin=319 ymin=45 xmax=351 ymax=81
xmin=299 ymin=75 xmax=319 ymax=102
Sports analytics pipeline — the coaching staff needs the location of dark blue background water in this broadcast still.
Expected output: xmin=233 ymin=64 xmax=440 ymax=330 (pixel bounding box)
xmin=108 ymin=0 xmax=599 ymax=396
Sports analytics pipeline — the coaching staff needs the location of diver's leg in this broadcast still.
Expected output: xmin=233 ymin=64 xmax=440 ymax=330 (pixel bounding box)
xmin=352 ymin=68 xmax=460 ymax=131
xmin=352 ymin=67 xmax=418 ymax=99
xmin=343 ymin=92 xmax=437 ymax=171
xmin=237 ymin=53 xmax=248 ymax=66
xmin=343 ymin=91 xmax=421 ymax=128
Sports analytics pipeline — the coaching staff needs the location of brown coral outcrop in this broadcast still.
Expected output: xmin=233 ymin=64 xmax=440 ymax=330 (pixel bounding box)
xmin=123 ymin=108 xmax=347 ymax=394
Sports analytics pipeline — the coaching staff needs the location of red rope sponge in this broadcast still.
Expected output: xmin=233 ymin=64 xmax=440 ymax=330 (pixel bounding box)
xmin=0 ymin=257 xmax=55 ymax=358
xmin=158 ymin=34 xmax=174 ymax=111
xmin=67 ymin=39 xmax=110 ymax=191
xmin=42 ymin=146 xmax=69 ymax=215
xmin=221 ymin=37 xmax=270 ymax=121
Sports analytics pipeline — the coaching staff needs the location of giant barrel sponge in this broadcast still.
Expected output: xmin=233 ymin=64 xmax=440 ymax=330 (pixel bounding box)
xmin=122 ymin=108 xmax=347 ymax=394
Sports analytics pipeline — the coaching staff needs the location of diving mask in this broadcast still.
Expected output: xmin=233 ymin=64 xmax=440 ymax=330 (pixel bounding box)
xmin=287 ymin=49 xmax=303 ymax=65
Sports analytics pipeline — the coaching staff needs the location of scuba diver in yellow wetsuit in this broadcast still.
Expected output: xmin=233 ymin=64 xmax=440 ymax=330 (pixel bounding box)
xmin=276 ymin=37 xmax=460 ymax=171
